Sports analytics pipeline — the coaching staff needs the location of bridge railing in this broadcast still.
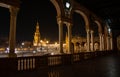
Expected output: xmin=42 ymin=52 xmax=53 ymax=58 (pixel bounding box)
xmin=0 ymin=50 xmax=113 ymax=72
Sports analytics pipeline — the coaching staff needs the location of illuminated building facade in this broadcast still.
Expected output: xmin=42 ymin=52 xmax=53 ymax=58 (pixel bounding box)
xmin=65 ymin=33 xmax=100 ymax=53
xmin=33 ymin=22 xmax=41 ymax=46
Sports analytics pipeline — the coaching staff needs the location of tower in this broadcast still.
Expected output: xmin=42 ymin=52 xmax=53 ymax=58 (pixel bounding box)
xmin=33 ymin=21 xmax=40 ymax=46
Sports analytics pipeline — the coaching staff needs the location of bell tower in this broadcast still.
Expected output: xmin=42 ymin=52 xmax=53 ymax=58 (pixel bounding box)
xmin=33 ymin=21 xmax=40 ymax=46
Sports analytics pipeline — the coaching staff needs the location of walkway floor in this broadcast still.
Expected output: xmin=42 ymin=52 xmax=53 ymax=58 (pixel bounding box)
xmin=48 ymin=53 xmax=120 ymax=77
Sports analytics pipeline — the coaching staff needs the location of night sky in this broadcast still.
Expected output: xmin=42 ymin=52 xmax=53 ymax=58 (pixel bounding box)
xmin=0 ymin=0 xmax=58 ymax=43
xmin=0 ymin=0 xmax=120 ymax=44
xmin=0 ymin=0 xmax=95 ymax=43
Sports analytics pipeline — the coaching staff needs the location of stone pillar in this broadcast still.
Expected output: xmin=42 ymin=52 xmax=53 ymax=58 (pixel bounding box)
xmin=67 ymin=23 xmax=72 ymax=53
xmin=99 ymin=33 xmax=102 ymax=51
xmin=87 ymin=29 xmax=90 ymax=52
xmin=104 ymin=26 xmax=107 ymax=50
xmin=107 ymin=36 xmax=110 ymax=50
xmin=110 ymin=37 xmax=113 ymax=50
xmin=90 ymin=30 xmax=94 ymax=51
xmin=102 ymin=35 xmax=104 ymax=50
xmin=58 ymin=20 xmax=63 ymax=53
xmin=110 ymin=33 xmax=113 ymax=50
xmin=8 ymin=6 xmax=19 ymax=57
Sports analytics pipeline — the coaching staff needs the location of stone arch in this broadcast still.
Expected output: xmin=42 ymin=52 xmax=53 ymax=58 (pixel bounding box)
xmin=72 ymin=2 xmax=90 ymax=30
xmin=94 ymin=20 xmax=102 ymax=33
xmin=50 ymin=0 xmax=109 ymax=52
xmin=50 ymin=0 xmax=65 ymax=17
xmin=50 ymin=0 xmax=79 ymax=53
xmin=71 ymin=1 xmax=92 ymax=52
xmin=92 ymin=16 xmax=105 ymax=51
xmin=89 ymin=13 xmax=103 ymax=33
xmin=94 ymin=42 xmax=99 ymax=51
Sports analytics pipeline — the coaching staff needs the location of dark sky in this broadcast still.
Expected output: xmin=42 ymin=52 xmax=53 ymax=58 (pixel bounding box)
xmin=0 ymin=0 xmax=95 ymax=43
xmin=0 ymin=0 xmax=59 ymax=43
xmin=0 ymin=0 xmax=120 ymax=44
xmin=17 ymin=0 xmax=58 ymax=42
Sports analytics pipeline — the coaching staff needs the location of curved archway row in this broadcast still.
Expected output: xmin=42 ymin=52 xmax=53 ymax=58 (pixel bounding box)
xmin=0 ymin=0 xmax=20 ymax=57
xmin=50 ymin=0 xmax=113 ymax=53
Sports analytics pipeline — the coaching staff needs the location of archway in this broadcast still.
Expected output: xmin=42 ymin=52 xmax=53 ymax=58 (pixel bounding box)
xmin=94 ymin=20 xmax=104 ymax=51
xmin=50 ymin=0 xmax=111 ymax=53
xmin=72 ymin=12 xmax=86 ymax=53
xmin=72 ymin=2 xmax=91 ymax=52
xmin=50 ymin=0 xmax=73 ymax=53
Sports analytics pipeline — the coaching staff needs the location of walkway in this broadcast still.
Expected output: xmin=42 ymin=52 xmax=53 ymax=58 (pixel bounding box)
xmin=1 ymin=52 xmax=120 ymax=77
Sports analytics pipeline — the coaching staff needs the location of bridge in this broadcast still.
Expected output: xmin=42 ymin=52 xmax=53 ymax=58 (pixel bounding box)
xmin=1 ymin=50 xmax=119 ymax=77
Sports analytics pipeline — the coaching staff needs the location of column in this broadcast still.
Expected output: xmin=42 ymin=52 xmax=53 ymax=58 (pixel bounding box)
xmin=110 ymin=33 xmax=113 ymax=50
xmin=8 ymin=6 xmax=19 ymax=57
xmin=67 ymin=23 xmax=72 ymax=53
xmin=58 ymin=20 xmax=63 ymax=53
xmin=99 ymin=33 xmax=102 ymax=51
xmin=86 ymin=29 xmax=90 ymax=52
xmin=104 ymin=27 xmax=107 ymax=50
xmin=110 ymin=37 xmax=113 ymax=50
xmin=90 ymin=30 xmax=94 ymax=51
xmin=102 ymin=35 xmax=104 ymax=50
xmin=107 ymin=36 xmax=110 ymax=50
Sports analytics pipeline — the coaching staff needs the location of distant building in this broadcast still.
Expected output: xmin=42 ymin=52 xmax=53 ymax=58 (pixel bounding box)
xmin=65 ymin=33 xmax=100 ymax=53
xmin=33 ymin=21 xmax=41 ymax=46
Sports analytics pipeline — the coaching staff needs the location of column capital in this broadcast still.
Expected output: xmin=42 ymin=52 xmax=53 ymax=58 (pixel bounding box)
xmin=99 ymin=33 xmax=103 ymax=36
xmin=57 ymin=20 xmax=63 ymax=25
xmin=66 ymin=22 xmax=73 ymax=27
xmin=9 ymin=6 xmax=19 ymax=16
xmin=86 ymin=29 xmax=90 ymax=33
xmin=90 ymin=30 xmax=94 ymax=33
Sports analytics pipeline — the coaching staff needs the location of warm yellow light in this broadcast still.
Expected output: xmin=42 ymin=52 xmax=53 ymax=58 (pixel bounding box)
xmin=46 ymin=41 xmax=49 ymax=44
xmin=55 ymin=42 xmax=57 ymax=45
xmin=40 ymin=40 xmax=43 ymax=43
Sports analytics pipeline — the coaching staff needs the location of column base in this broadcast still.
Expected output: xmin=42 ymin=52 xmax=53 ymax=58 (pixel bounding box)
xmin=8 ymin=53 xmax=17 ymax=57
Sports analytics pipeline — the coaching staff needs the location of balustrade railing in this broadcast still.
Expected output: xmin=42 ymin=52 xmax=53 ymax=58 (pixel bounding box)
xmin=17 ymin=57 xmax=35 ymax=71
xmin=0 ymin=50 xmax=113 ymax=72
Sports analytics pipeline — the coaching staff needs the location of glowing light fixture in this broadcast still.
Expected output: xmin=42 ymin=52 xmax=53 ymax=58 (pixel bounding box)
xmin=65 ymin=2 xmax=70 ymax=9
